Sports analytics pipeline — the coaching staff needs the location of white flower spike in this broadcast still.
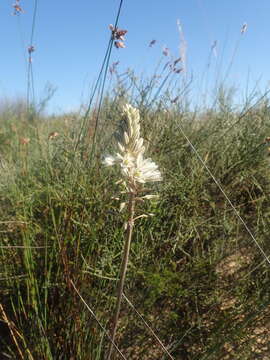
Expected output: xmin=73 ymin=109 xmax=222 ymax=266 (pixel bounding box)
xmin=103 ymin=104 xmax=162 ymax=188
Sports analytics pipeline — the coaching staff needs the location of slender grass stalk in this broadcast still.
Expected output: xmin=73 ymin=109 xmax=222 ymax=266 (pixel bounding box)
xmin=0 ymin=303 xmax=24 ymax=360
xmin=107 ymin=192 xmax=135 ymax=360
xmin=26 ymin=0 xmax=38 ymax=111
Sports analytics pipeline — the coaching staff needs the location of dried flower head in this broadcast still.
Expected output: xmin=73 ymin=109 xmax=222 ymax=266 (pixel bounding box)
xmin=27 ymin=45 xmax=35 ymax=63
xmin=173 ymin=67 xmax=183 ymax=74
xmin=115 ymin=30 xmax=127 ymax=41
xmin=28 ymin=45 xmax=35 ymax=54
xmin=241 ymin=23 xmax=248 ymax=34
xmin=173 ymin=57 xmax=181 ymax=66
xmin=114 ymin=41 xmax=125 ymax=49
xmin=13 ymin=0 xmax=23 ymax=15
xmin=211 ymin=40 xmax=218 ymax=57
xmin=149 ymin=40 xmax=156 ymax=47
xmin=162 ymin=47 xmax=169 ymax=56
xmin=20 ymin=137 xmax=30 ymax=145
xmin=109 ymin=25 xmax=127 ymax=49
xmin=103 ymin=104 xmax=161 ymax=192
xmin=109 ymin=61 xmax=120 ymax=74
xmin=211 ymin=40 xmax=217 ymax=50
xmin=109 ymin=24 xmax=128 ymax=40
xmin=171 ymin=96 xmax=179 ymax=104
xmin=48 ymin=131 xmax=59 ymax=140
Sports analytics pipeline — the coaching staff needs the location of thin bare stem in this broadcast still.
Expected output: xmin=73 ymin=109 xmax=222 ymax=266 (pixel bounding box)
xmin=107 ymin=192 xmax=136 ymax=360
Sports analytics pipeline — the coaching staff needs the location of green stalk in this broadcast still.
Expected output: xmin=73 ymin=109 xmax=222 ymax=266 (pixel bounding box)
xmin=107 ymin=191 xmax=136 ymax=360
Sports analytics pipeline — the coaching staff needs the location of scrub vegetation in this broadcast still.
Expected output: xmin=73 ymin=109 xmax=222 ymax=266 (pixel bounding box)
xmin=1 ymin=80 xmax=270 ymax=359
xmin=1 ymin=1 xmax=270 ymax=359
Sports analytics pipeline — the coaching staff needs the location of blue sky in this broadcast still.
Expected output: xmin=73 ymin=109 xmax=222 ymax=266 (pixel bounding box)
xmin=1 ymin=0 xmax=270 ymax=113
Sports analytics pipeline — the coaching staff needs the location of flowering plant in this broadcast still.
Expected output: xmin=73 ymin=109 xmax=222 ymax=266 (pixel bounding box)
xmin=103 ymin=104 xmax=161 ymax=191
xmin=104 ymin=104 xmax=161 ymax=359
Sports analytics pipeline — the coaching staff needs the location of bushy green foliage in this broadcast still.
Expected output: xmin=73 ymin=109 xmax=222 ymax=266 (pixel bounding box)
xmin=0 ymin=91 xmax=270 ymax=359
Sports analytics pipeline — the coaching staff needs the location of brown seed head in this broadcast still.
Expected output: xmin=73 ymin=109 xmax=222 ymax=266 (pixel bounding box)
xmin=114 ymin=41 xmax=125 ymax=49
xmin=162 ymin=47 xmax=169 ymax=56
xmin=241 ymin=23 xmax=248 ymax=34
xmin=109 ymin=24 xmax=127 ymax=43
xmin=109 ymin=61 xmax=120 ymax=74
xmin=149 ymin=40 xmax=156 ymax=47
xmin=48 ymin=132 xmax=59 ymax=140
xmin=20 ymin=137 xmax=30 ymax=145
xmin=28 ymin=45 xmax=35 ymax=53
xmin=13 ymin=1 xmax=23 ymax=15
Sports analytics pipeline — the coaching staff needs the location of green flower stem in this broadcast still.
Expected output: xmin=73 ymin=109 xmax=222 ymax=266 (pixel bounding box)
xmin=107 ymin=191 xmax=136 ymax=360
